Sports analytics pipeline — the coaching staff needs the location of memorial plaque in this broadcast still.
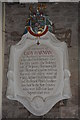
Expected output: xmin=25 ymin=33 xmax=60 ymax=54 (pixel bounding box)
xmin=6 ymin=32 xmax=72 ymax=116
xmin=13 ymin=41 xmax=64 ymax=113
xmin=18 ymin=44 xmax=58 ymax=99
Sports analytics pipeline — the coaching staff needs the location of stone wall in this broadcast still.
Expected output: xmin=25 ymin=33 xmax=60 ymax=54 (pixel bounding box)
xmin=2 ymin=2 xmax=78 ymax=118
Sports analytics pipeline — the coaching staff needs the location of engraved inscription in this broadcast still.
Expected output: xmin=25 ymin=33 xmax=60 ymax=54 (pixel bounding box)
xmin=18 ymin=44 xmax=58 ymax=98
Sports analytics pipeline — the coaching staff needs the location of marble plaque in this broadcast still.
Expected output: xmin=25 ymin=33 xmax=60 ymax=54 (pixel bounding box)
xmin=18 ymin=44 xmax=59 ymax=99
xmin=6 ymin=32 xmax=72 ymax=116
xmin=13 ymin=41 xmax=64 ymax=114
